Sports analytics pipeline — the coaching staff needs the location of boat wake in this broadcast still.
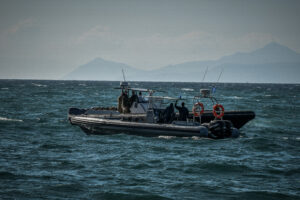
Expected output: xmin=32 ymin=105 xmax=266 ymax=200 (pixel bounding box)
xmin=157 ymin=135 xmax=176 ymax=139
xmin=157 ymin=135 xmax=211 ymax=141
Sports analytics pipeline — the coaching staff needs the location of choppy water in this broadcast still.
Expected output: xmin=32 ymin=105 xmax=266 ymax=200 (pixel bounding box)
xmin=0 ymin=80 xmax=299 ymax=199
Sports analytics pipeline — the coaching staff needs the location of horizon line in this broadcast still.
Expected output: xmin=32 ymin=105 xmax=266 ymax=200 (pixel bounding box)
xmin=0 ymin=78 xmax=299 ymax=85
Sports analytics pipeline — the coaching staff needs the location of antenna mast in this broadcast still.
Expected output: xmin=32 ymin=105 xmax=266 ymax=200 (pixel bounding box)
xmin=217 ymin=68 xmax=224 ymax=82
xmin=122 ymin=69 xmax=126 ymax=82
xmin=202 ymin=66 xmax=208 ymax=82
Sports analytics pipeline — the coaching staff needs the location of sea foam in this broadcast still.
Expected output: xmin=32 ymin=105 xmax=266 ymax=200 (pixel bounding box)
xmin=0 ymin=117 xmax=23 ymax=122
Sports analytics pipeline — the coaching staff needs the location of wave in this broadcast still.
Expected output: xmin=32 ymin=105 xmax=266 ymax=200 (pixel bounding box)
xmin=158 ymin=135 xmax=211 ymax=140
xmin=0 ymin=171 xmax=17 ymax=179
xmin=282 ymin=136 xmax=300 ymax=141
xmin=0 ymin=117 xmax=23 ymax=122
xmin=181 ymin=88 xmax=194 ymax=91
xmin=231 ymin=96 xmax=243 ymax=99
xmin=158 ymin=135 xmax=176 ymax=139
xmin=191 ymin=136 xmax=212 ymax=140
xmin=91 ymin=192 xmax=171 ymax=200
xmin=32 ymin=83 xmax=47 ymax=87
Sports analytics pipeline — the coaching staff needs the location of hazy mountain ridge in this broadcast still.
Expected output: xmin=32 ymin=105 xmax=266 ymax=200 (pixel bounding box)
xmin=63 ymin=58 xmax=144 ymax=81
xmin=219 ymin=42 xmax=300 ymax=65
xmin=63 ymin=42 xmax=300 ymax=83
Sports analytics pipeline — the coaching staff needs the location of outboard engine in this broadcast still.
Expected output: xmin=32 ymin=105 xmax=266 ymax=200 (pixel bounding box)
xmin=207 ymin=120 xmax=239 ymax=139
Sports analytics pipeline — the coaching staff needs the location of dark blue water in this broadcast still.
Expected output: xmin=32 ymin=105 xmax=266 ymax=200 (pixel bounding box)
xmin=0 ymin=80 xmax=299 ymax=199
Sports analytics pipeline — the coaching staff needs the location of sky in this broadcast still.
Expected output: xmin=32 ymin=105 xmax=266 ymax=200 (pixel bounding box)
xmin=0 ymin=0 xmax=300 ymax=79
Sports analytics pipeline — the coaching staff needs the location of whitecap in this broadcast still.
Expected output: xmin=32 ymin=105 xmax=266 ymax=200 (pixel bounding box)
xmin=1 ymin=88 xmax=9 ymax=90
xmin=228 ymin=96 xmax=243 ymax=99
xmin=78 ymin=84 xmax=86 ymax=86
xmin=158 ymin=135 xmax=176 ymax=139
xmin=296 ymin=137 xmax=300 ymax=140
xmin=181 ymin=88 xmax=194 ymax=91
xmin=282 ymin=137 xmax=288 ymax=140
xmin=0 ymin=117 xmax=23 ymax=122
xmin=191 ymin=136 xmax=201 ymax=140
xmin=233 ymin=96 xmax=243 ymax=99
xmin=32 ymin=83 xmax=47 ymax=87
xmin=265 ymin=94 xmax=272 ymax=97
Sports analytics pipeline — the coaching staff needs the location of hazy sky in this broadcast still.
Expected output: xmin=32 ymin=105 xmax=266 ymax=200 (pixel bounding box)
xmin=0 ymin=0 xmax=300 ymax=79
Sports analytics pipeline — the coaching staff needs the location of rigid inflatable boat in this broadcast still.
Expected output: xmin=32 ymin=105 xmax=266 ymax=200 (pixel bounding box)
xmin=68 ymin=82 xmax=255 ymax=139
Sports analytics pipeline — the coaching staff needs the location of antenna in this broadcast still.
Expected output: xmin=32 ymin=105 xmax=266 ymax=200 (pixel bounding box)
xmin=212 ymin=68 xmax=223 ymax=94
xmin=217 ymin=68 xmax=224 ymax=82
xmin=202 ymin=66 xmax=208 ymax=82
xmin=122 ymin=68 xmax=126 ymax=82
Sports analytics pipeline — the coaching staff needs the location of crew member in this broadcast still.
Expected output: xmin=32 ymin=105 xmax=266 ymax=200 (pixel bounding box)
xmin=118 ymin=90 xmax=124 ymax=113
xmin=163 ymin=103 xmax=175 ymax=123
xmin=138 ymin=91 xmax=144 ymax=103
xmin=175 ymin=100 xmax=189 ymax=121
xmin=130 ymin=90 xmax=138 ymax=106
xmin=122 ymin=90 xmax=130 ymax=113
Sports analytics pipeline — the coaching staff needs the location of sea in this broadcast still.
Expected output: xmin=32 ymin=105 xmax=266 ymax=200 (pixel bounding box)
xmin=0 ymin=80 xmax=299 ymax=200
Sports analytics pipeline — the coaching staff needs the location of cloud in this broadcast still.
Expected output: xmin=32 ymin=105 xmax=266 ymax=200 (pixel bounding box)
xmin=2 ymin=18 xmax=35 ymax=35
xmin=0 ymin=18 xmax=36 ymax=47
xmin=75 ymin=25 xmax=115 ymax=44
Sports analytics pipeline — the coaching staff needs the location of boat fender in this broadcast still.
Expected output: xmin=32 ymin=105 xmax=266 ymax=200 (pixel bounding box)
xmin=213 ymin=104 xmax=225 ymax=119
xmin=193 ymin=102 xmax=205 ymax=117
xmin=231 ymin=128 xmax=240 ymax=138
xmin=198 ymin=126 xmax=209 ymax=137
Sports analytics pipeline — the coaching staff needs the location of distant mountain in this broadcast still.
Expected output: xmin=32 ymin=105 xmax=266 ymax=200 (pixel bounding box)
xmin=153 ymin=42 xmax=300 ymax=83
xmin=143 ymin=61 xmax=215 ymax=82
xmin=63 ymin=58 xmax=143 ymax=81
xmin=219 ymin=42 xmax=300 ymax=64
xmin=63 ymin=42 xmax=300 ymax=83
xmin=207 ymin=62 xmax=300 ymax=83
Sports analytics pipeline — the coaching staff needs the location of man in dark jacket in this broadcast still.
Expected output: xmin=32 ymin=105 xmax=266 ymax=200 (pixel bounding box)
xmin=163 ymin=103 xmax=175 ymax=123
xmin=118 ymin=90 xmax=124 ymax=113
xmin=129 ymin=90 xmax=138 ymax=106
xmin=175 ymin=100 xmax=189 ymax=121
xmin=122 ymin=90 xmax=130 ymax=113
